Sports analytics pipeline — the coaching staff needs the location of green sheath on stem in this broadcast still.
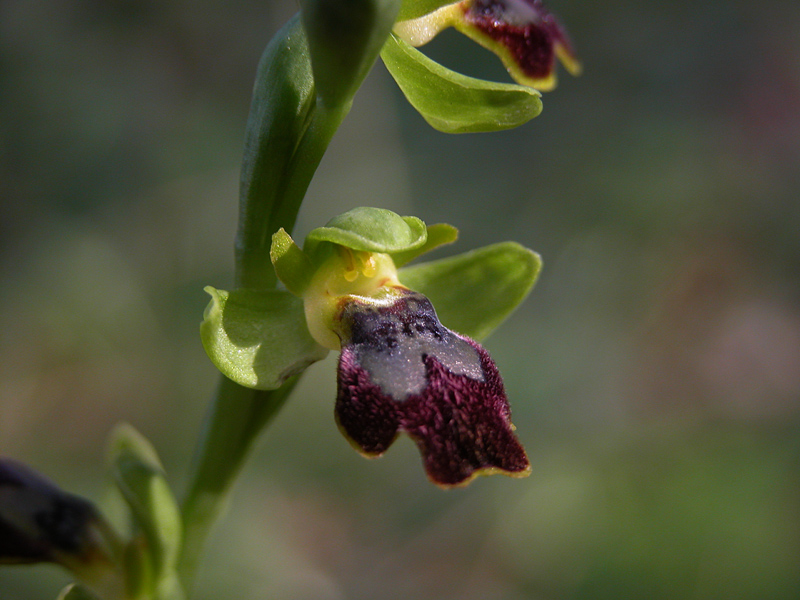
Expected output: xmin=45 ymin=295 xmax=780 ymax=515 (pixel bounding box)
xmin=178 ymin=377 xmax=297 ymax=587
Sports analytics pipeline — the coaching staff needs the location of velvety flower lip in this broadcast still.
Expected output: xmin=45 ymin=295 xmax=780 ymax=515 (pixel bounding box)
xmin=334 ymin=288 xmax=531 ymax=487
xmin=460 ymin=0 xmax=581 ymax=90
xmin=395 ymin=0 xmax=580 ymax=91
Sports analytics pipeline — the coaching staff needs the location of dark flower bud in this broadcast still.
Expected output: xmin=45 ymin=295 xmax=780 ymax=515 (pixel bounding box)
xmin=0 ymin=459 xmax=119 ymax=588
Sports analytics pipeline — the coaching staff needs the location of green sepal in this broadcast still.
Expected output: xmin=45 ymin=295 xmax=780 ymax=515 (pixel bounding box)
xmin=398 ymin=242 xmax=541 ymax=340
xmin=56 ymin=584 xmax=100 ymax=600
xmin=301 ymin=0 xmax=401 ymax=108
xmin=397 ymin=0 xmax=458 ymax=21
xmin=381 ymin=33 xmax=543 ymax=133
xmin=200 ymin=287 xmax=328 ymax=390
xmin=108 ymin=425 xmax=183 ymax=599
xmin=304 ymin=207 xmax=427 ymax=260
xmin=271 ymin=228 xmax=314 ymax=296
xmin=392 ymin=222 xmax=458 ymax=267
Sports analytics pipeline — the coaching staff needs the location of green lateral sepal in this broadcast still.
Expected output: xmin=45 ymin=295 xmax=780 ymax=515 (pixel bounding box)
xmin=381 ymin=33 xmax=542 ymax=133
xmin=399 ymin=241 xmax=542 ymax=340
xmin=200 ymin=286 xmax=328 ymax=390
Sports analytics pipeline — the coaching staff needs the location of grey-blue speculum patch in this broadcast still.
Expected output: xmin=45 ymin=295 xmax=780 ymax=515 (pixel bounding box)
xmin=341 ymin=291 xmax=484 ymax=400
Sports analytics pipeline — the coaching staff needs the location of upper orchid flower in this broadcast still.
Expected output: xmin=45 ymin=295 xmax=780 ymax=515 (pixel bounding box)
xmin=297 ymin=0 xmax=580 ymax=134
xmin=202 ymin=207 xmax=541 ymax=486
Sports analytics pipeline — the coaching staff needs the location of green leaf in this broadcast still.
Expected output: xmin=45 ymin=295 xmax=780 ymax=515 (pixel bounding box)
xmin=398 ymin=242 xmax=541 ymax=340
xmin=381 ymin=33 xmax=543 ymax=133
xmin=304 ymin=207 xmax=427 ymax=259
xmin=270 ymin=228 xmax=314 ymax=296
xmin=109 ymin=427 xmax=183 ymax=596
xmin=56 ymin=584 xmax=100 ymax=600
xmin=397 ymin=0 xmax=458 ymax=21
xmin=200 ymin=287 xmax=328 ymax=390
xmin=392 ymin=222 xmax=458 ymax=267
xmin=301 ymin=0 xmax=401 ymax=108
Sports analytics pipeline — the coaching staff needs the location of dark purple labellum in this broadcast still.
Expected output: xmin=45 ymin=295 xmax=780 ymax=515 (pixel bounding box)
xmin=335 ymin=290 xmax=530 ymax=486
xmin=463 ymin=0 xmax=578 ymax=83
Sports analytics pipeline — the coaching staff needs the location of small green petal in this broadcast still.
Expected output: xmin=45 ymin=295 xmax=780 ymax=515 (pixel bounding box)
xmin=398 ymin=242 xmax=541 ymax=341
xmin=200 ymin=286 xmax=328 ymax=390
xmin=380 ymin=33 xmax=542 ymax=133
xmin=270 ymin=228 xmax=314 ymax=296
xmin=108 ymin=427 xmax=182 ymax=592
xmin=392 ymin=222 xmax=459 ymax=267
xmin=304 ymin=207 xmax=427 ymax=259
xmin=397 ymin=0 xmax=459 ymax=21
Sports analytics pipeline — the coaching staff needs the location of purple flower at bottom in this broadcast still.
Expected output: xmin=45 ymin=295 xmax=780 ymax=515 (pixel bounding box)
xmin=333 ymin=289 xmax=530 ymax=487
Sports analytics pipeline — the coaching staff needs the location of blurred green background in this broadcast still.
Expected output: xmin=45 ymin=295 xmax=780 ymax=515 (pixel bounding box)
xmin=2 ymin=1 xmax=799 ymax=598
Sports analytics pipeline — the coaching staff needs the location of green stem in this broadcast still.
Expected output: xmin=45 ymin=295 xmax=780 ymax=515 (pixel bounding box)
xmin=177 ymin=376 xmax=297 ymax=588
xmin=178 ymin=31 xmax=349 ymax=595
xmin=178 ymin=104 xmax=348 ymax=587
xmin=177 ymin=2 xmax=388 ymax=591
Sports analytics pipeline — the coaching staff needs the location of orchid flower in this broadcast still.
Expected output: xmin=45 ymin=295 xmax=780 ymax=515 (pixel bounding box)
xmin=1 ymin=425 xmax=190 ymax=600
xmin=298 ymin=0 xmax=580 ymax=133
xmin=202 ymin=207 xmax=541 ymax=487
